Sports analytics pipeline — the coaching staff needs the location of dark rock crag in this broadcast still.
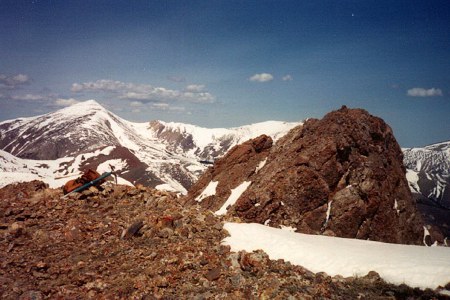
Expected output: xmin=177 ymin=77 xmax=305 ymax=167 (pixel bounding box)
xmin=184 ymin=106 xmax=426 ymax=245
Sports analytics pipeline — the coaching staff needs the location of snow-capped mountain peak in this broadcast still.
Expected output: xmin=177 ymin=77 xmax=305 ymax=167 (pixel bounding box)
xmin=402 ymin=140 xmax=450 ymax=238
xmin=0 ymin=100 xmax=301 ymax=193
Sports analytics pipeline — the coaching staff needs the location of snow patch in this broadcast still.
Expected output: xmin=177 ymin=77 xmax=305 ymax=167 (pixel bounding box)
xmin=393 ymin=199 xmax=400 ymax=215
xmin=280 ymin=225 xmax=296 ymax=232
xmin=195 ymin=180 xmax=219 ymax=202
xmin=155 ymin=183 xmax=180 ymax=192
xmin=406 ymin=169 xmax=420 ymax=193
xmin=416 ymin=160 xmax=422 ymax=171
xmin=222 ymin=222 xmax=450 ymax=290
xmin=0 ymin=172 xmax=42 ymax=187
xmin=325 ymin=201 xmax=332 ymax=225
xmin=215 ymin=181 xmax=251 ymax=215
xmin=156 ymin=177 xmax=187 ymax=194
xmin=97 ymin=159 xmax=128 ymax=174
xmin=255 ymin=158 xmax=267 ymax=173
xmin=115 ymin=176 xmax=134 ymax=187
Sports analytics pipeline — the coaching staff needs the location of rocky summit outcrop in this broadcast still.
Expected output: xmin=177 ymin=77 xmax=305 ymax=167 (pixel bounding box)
xmin=183 ymin=106 xmax=429 ymax=245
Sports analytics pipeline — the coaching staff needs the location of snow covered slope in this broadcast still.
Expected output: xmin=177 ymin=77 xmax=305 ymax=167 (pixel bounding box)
xmin=0 ymin=100 xmax=300 ymax=193
xmin=147 ymin=119 xmax=297 ymax=161
xmin=223 ymin=222 xmax=450 ymax=291
xmin=403 ymin=141 xmax=450 ymax=209
xmin=0 ymin=147 xmax=126 ymax=189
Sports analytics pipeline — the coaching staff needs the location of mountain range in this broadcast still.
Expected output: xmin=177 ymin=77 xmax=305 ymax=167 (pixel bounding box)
xmin=0 ymin=100 xmax=448 ymax=213
xmin=403 ymin=142 xmax=450 ymax=209
xmin=402 ymin=142 xmax=450 ymax=238
xmin=0 ymin=100 xmax=299 ymax=193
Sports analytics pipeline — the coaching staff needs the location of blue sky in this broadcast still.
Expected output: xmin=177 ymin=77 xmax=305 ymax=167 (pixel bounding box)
xmin=0 ymin=1 xmax=449 ymax=147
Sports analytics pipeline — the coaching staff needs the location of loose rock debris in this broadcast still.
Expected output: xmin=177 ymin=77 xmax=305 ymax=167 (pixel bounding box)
xmin=0 ymin=181 xmax=447 ymax=299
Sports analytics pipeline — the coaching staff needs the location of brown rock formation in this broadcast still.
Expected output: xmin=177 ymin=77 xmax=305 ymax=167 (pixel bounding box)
xmin=183 ymin=106 xmax=426 ymax=245
xmin=184 ymin=134 xmax=273 ymax=212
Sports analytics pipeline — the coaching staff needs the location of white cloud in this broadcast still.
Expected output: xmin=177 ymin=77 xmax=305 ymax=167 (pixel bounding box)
xmin=11 ymin=93 xmax=46 ymax=101
xmin=71 ymin=79 xmax=132 ymax=93
xmin=54 ymin=98 xmax=80 ymax=107
xmin=151 ymin=103 xmax=185 ymax=112
xmin=407 ymin=87 xmax=443 ymax=97
xmin=0 ymin=73 xmax=30 ymax=89
xmin=249 ymin=73 xmax=274 ymax=82
xmin=282 ymin=75 xmax=293 ymax=81
xmin=130 ymin=101 xmax=143 ymax=107
xmin=152 ymin=103 xmax=169 ymax=109
xmin=181 ymin=91 xmax=215 ymax=103
xmin=185 ymin=84 xmax=205 ymax=92
xmin=71 ymin=79 xmax=215 ymax=103
xmin=12 ymin=74 xmax=29 ymax=84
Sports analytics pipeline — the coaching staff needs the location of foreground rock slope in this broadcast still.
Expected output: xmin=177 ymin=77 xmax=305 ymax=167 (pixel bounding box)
xmin=1 ymin=181 xmax=447 ymax=299
xmin=184 ymin=106 xmax=429 ymax=245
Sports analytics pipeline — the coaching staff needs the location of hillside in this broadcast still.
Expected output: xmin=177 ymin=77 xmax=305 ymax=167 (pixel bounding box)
xmin=1 ymin=181 xmax=449 ymax=299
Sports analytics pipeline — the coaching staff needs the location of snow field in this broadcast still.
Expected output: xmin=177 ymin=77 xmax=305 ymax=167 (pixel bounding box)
xmin=223 ymin=222 xmax=450 ymax=290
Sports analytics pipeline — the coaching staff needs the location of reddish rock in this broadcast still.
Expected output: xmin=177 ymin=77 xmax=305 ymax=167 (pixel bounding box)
xmin=183 ymin=134 xmax=273 ymax=212
xmin=184 ymin=106 xmax=425 ymax=245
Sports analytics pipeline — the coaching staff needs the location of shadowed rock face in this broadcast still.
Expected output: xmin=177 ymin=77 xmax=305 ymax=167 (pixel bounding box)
xmin=184 ymin=106 xmax=426 ymax=245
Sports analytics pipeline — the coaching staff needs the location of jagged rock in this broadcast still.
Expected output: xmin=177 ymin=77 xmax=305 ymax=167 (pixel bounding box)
xmin=18 ymin=290 xmax=43 ymax=300
xmin=205 ymin=267 xmax=221 ymax=281
xmin=121 ymin=220 xmax=144 ymax=239
xmin=183 ymin=106 xmax=426 ymax=245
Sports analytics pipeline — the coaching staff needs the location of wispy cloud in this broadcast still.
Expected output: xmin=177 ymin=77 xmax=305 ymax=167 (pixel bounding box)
xmin=71 ymin=79 xmax=215 ymax=103
xmin=151 ymin=103 xmax=185 ymax=112
xmin=185 ymin=84 xmax=205 ymax=92
xmin=249 ymin=73 xmax=274 ymax=83
xmin=0 ymin=73 xmax=30 ymax=89
xmin=54 ymin=98 xmax=80 ymax=107
xmin=130 ymin=101 xmax=143 ymax=107
xmin=6 ymin=90 xmax=81 ymax=108
xmin=11 ymin=93 xmax=46 ymax=101
xmin=407 ymin=87 xmax=443 ymax=97
xmin=282 ymin=75 xmax=293 ymax=81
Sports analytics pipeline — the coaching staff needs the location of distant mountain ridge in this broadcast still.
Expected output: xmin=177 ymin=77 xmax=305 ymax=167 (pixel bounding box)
xmin=0 ymin=100 xmax=300 ymax=193
xmin=403 ymin=141 xmax=450 ymax=209
xmin=402 ymin=142 xmax=450 ymax=238
xmin=0 ymin=99 xmax=448 ymax=211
